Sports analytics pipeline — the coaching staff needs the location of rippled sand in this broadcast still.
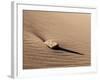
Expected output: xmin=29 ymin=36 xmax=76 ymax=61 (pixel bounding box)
xmin=23 ymin=10 xmax=91 ymax=69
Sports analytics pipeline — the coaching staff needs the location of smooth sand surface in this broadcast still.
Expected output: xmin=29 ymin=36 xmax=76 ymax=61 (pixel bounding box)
xmin=23 ymin=10 xmax=91 ymax=69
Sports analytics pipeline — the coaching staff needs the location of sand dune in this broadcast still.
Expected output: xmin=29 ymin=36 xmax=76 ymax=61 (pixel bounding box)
xmin=23 ymin=10 xmax=91 ymax=69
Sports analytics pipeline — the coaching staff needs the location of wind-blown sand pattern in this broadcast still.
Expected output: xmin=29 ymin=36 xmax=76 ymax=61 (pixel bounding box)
xmin=23 ymin=10 xmax=91 ymax=69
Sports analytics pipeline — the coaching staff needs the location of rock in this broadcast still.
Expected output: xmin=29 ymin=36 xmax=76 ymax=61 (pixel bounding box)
xmin=44 ymin=40 xmax=58 ymax=48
